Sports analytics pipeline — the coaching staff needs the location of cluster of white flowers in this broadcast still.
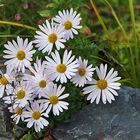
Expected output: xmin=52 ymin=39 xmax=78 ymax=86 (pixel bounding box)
xmin=0 ymin=8 xmax=121 ymax=132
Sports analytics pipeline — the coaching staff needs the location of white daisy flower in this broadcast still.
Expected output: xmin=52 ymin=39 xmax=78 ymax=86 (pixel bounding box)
xmin=0 ymin=70 xmax=12 ymax=98
xmin=24 ymin=59 xmax=53 ymax=98
xmin=3 ymin=82 xmax=33 ymax=108
xmin=24 ymin=101 xmax=49 ymax=132
xmin=54 ymin=8 xmax=82 ymax=40
xmin=3 ymin=36 xmax=36 ymax=73
xmin=39 ymin=84 xmax=69 ymax=116
xmin=3 ymin=90 xmax=15 ymax=105
xmin=9 ymin=106 xmax=25 ymax=124
xmin=45 ymin=50 xmax=79 ymax=83
xmin=34 ymin=19 xmax=66 ymax=54
xmin=34 ymin=58 xmax=46 ymax=73
xmin=71 ymin=57 xmax=95 ymax=87
xmin=83 ymin=64 xmax=121 ymax=104
xmin=14 ymin=82 xmax=33 ymax=107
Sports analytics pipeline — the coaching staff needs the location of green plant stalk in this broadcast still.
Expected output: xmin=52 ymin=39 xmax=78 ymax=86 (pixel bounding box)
xmin=104 ymin=0 xmax=136 ymax=84
xmin=90 ymin=55 xmax=110 ymax=64
xmin=128 ymin=0 xmax=139 ymax=67
xmin=104 ymin=0 xmax=129 ymax=61
xmin=0 ymin=35 xmax=33 ymax=37
xmin=129 ymin=0 xmax=139 ymax=81
xmin=0 ymin=20 xmax=37 ymax=31
xmin=104 ymin=0 xmax=127 ymax=40
xmin=89 ymin=0 xmax=111 ymax=38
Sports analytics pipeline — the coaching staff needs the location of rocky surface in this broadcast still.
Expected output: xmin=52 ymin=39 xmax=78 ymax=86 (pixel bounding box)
xmin=0 ymin=62 xmax=13 ymax=140
xmin=53 ymin=86 xmax=140 ymax=140
xmin=0 ymin=101 xmax=12 ymax=140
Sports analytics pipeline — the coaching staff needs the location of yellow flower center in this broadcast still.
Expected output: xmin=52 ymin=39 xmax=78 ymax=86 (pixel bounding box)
xmin=64 ymin=20 xmax=73 ymax=30
xmin=48 ymin=33 xmax=57 ymax=43
xmin=0 ymin=75 xmax=9 ymax=85
xmin=56 ymin=64 xmax=67 ymax=73
xmin=97 ymin=79 xmax=107 ymax=90
xmin=16 ymin=50 xmax=26 ymax=60
xmin=16 ymin=90 xmax=26 ymax=99
xmin=16 ymin=107 xmax=23 ymax=115
xmin=32 ymin=111 xmax=41 ymax=120
xmin=49 ymin=96 xmax=59 ymax=105
xmin=39 ymin=80 xmax=47 ymax=88
xmin=78 ymin=68 xmax=86 ymax=76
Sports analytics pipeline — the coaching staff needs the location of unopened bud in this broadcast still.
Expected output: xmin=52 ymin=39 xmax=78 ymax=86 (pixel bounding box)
xmin=15 ymin=13 xmax=21 ymax=21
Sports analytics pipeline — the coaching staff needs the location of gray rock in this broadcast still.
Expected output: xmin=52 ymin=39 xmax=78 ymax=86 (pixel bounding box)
xmin=0 ymin=61 xmax=13 ymax=140
xmin=53 ymin=86 xmax=140 ymax=140
xmin=0 ymin=101 xmax=13 ymax=140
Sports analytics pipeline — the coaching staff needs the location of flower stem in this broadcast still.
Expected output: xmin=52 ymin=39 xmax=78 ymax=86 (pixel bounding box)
xmin=104 ymin=0 xmax=127 ymax=40
xmin=128 ymin=0 xmax=139 ymax=67
xmin=0 ymin=20 xmax=37 ymax=31
xmin=89 ymin=0 xmax=111 ymax=38
xmin=104 ymin=0 xmax=136 ymax=82
xmin=128 ymin=0 xmax=138 ymax=84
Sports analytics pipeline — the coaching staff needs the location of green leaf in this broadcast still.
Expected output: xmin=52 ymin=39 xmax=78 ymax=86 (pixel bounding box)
xmin=23 ymin=134 xmax=32 ymax=140
xmin=38 ymin=10 xmax=51 ymax=17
